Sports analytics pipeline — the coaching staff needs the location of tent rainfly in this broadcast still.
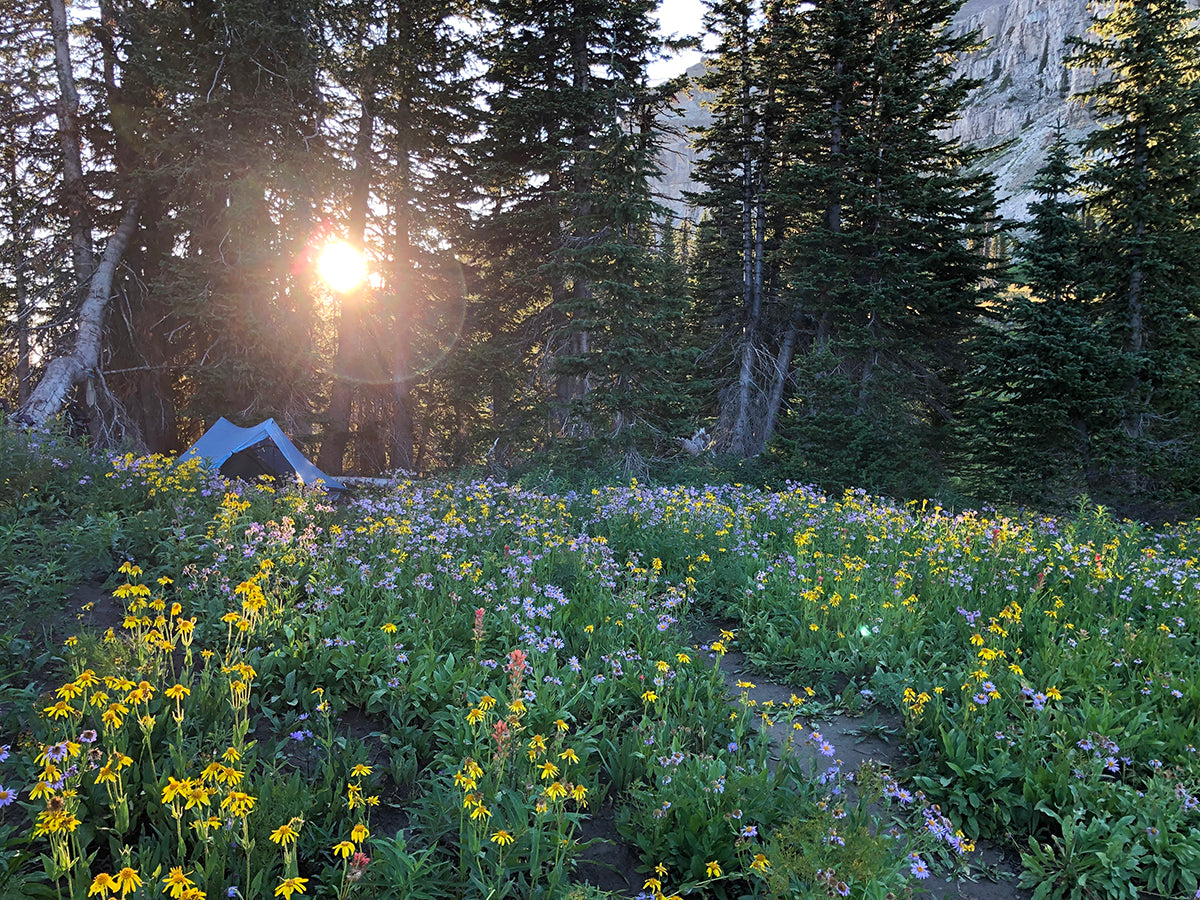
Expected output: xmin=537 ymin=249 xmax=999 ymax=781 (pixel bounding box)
xmin=178 ymin=417 xmax=347 ymax=492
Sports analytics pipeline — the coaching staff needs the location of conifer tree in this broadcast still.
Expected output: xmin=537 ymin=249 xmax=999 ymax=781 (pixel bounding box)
xmin=469 ymin=0 xmax=688 ymax=460
xmin=958 ymin=129 xmax=1114 ymax=502
xmin=317 ymin=0 xmax=478 ymax=474
xmin=1071 ymin=0 xmax=1200 ymax=497
xmin=769 ymin=0 xmax=1001 ymax=493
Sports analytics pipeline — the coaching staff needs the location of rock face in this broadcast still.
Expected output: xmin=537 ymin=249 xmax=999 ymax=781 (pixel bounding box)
xmin=656 ymin=0 xmax=1193 ymax=223
xmin=947 ymin=0 xmax=1099 ymax=220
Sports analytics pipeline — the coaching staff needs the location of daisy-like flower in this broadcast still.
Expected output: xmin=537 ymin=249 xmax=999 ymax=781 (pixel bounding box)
xmin=274 ymin=876 xmax=308 ymax=899
xmin=269 ymin=818 xmax=302 ymax=845
xmin=0 ymin=786 xmax=17 ymax=808
xmin=161 ymin=867 xmax=196 ymax=899
xmin=333 ymin=840 xmax=356 ymax=858
xmin=115 ymin=866 xmax=142 ymax=898
xmin=350 ymin=822 xmax=369 ymax=843
xmin=705 ymin=860 xmax=722 ymax=878
xmin=490 ymin=829 xmax=514 ymax=846
xmin=350 ymin=763 xmax=372 ymax=777
xmin=88 ymin=872 xmax=118 ymax=897
xmin=539 ymin=761 xmax=559 ymax=780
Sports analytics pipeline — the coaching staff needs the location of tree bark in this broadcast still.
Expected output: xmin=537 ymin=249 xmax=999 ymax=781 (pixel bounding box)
xmin=17 ymin=202 xmax=139 ymax=426
xmin=317 ymin=76 xmax=375 ymax=476
xmin=48 ymin=0 xmax=94 ymax=284
xmin=728 ymin=11 xmax=760 ymax=456
xmin=760 ymin=317 xmax=798 ymax=452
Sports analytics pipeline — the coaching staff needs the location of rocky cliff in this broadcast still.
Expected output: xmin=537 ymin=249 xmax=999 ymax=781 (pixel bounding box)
xmin=947 ymin=0 xmax=1099 ymax=220
xmin=655 ymin=0 xmax=1129 ymax=223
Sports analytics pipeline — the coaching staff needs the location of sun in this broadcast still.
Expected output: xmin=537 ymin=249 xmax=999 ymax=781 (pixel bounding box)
xmin=316 ymin=240 xmax=368 ymax=294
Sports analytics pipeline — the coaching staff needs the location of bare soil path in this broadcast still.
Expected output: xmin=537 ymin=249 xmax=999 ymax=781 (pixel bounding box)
xmin=692 ymin=619 xmax=1034 ymax=900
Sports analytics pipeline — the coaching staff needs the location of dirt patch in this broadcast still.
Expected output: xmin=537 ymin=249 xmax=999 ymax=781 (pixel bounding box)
xmin=573 ymin=796 xmax=643 ymax=896
xmin=20 ymin=578 xmax=124 ymax=647
xmin=690 ymin=618 xmax=1031 ymax=900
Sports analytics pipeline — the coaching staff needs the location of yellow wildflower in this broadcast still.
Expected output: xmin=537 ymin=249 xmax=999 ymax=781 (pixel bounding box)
xmin=161 ymin=867 xmax=196 ymax=900
xmin=274 ymin=876 xmax=308 ymax=899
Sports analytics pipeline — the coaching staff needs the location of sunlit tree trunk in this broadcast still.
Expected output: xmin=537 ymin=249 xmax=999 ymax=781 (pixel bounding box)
xmin=318 ymin=79 xmax=374 ymax=476
xmin=17 ymin=0 xmax=140 ymax=431
xmin=48 ymin=0 xmax=93 ymax=285
xmin=17 ymin=203 xmax=139 ymax=426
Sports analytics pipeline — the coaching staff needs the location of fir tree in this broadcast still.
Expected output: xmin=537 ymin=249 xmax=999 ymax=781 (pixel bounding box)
xmin=1071 ymin=0 xmax=1200 ymax=498
xmin=771 ymin=0 xmax=1003 ymax=495
xmin=469 ymin=0 xmax=689 ymax=460
xmin=958 ymin=129 xmax=1114 ymax=503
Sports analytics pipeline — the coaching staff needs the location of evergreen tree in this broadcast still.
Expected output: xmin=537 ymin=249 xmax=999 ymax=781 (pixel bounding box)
xmin=690 ymin=0 xmax=788 ymax=456
xmin=98 ymin=0 xmax=329 ymax=447
xmin=769 ymin=0 xmax=1002 ymax=495
xmin=1071 ymin=0 xmax=1200 ymax=499
xmin=957 ymin=129 xmax=1115 ymax=503
xmin=316 ymin=0 xmax=479 ymax=474
xmin=468 ymin=0 xmax=689 ymax=461
xmin=0 ymin=0 xmax=58 ymax=406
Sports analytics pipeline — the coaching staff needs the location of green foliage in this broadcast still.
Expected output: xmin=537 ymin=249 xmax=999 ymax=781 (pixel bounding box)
xmin=1069 ymin=0 xmax=1200 ymax=499
xmin=954 ymin=129 xmax=1119 ymax=508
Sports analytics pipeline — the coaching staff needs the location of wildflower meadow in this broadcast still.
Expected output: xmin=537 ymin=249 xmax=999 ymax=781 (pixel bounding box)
xmin=0 ymin=431 xmax=1198 ymax=900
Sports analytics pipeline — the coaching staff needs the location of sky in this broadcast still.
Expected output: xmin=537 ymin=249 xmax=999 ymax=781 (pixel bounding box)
xmin=649 ymin=0 xmax=708 ymax=83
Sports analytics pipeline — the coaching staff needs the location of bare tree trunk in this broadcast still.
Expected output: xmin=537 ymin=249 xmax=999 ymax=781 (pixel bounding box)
xmin=760 ymin=318 xmax=798 ymax=452
xmin=6 ymin=145 xmax=31 ymax=403
xmin=318 ymin=78 xmax=375 ymax=476
xmin=390 ymin=160 xmax=416 ymax=473
xmin=17 ymin=203 xmax=139 ymax=426
xmin=728 ymin=30 xmax=759 ymax=457
xmin=48 ymin=0 xmax=94 ymax=283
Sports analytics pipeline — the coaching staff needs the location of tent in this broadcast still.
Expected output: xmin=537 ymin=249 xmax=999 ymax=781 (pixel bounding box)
xmin=178 ymin=417 xmax=347 ymax=492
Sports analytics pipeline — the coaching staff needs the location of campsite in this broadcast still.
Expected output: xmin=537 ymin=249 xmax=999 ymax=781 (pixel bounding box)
xmin=4 ymin=0 xmax=1200 ymax=897
xmin=1 ymin=433 xmax=1197 ymax=900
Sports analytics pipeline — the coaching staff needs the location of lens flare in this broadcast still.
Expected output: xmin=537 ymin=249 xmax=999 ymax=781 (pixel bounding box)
xmin=316 ymin=240 xmax=368 ymax=294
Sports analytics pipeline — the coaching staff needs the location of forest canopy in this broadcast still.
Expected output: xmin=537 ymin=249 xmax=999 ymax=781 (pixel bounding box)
xmin=2 ymin=0 xmax=1199 ymax=516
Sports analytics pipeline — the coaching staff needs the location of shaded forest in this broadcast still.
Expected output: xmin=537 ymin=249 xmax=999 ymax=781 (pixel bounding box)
xmin=2 ymin=0 xmax=1199 ymax=515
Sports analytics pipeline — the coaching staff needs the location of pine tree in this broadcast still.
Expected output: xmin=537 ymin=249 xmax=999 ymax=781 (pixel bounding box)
xmin=469 ymin=0 xmax=689 ymax=461
xmin=316 ymin=0 xmax=479 ymax=474
xmin=0 ymin=0 xmax=58 ymax=407
xmin=1070 ymin=0 xmax=1200 ymax=498
xmin=958 ymin=129 xmax=1115 ymax=503
xmin=769 ymin=0 xmax=1002 ymax=495
xmin=96 ymin=0 xmax=329 ymax=448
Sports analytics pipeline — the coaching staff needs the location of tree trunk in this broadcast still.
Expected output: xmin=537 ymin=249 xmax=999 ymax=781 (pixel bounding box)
xmin=317 ymin=77 xmax=375 ymax=476
xmin=48 ymin=0 xmax=94 ymax=284
xmin=390 ymin=168 xmax=416 ymax=473
xmin=760 ymin=318 xmax=798 ymax=451
xmin=17 ymin=202 xmax=139 ymax=427
xmin=728 ymin=18 xmax=760 ymax=457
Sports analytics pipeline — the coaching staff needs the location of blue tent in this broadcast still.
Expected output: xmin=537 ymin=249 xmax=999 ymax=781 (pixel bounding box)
xmin=178 ymin=417 xmax=347 ymax=492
